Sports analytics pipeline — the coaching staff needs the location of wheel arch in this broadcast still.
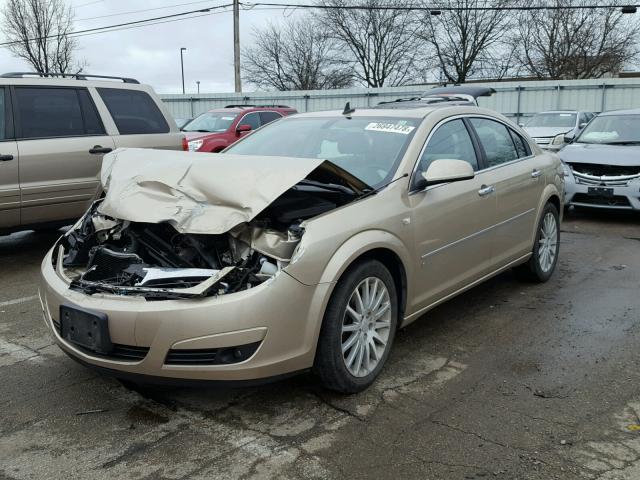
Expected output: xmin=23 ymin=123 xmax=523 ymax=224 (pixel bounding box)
xmin=316 ymin=230 xmax=412 ymax=328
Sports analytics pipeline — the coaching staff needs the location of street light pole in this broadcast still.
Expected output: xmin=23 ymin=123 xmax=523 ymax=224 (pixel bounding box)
xmin=233 ymin=0 xmax=241 ymax=93
xmin=196 ymin=80 xmax=200 ymax=94
xmin=180 ymin=47 xmax=187 ymax=94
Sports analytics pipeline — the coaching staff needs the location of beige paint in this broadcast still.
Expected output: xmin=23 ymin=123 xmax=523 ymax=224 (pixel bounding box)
xmin=39 ymin=106 xmax=563 ymax=381
xmin=99 ymin=148 xmax=325 ymax=234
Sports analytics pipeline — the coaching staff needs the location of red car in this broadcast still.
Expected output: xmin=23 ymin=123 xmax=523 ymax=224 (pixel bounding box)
xmin=182 ymin=105 xmax=297 ymax=152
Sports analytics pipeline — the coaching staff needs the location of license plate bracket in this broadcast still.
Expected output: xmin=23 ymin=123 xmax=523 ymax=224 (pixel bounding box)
xmin=588 ymin=186 xmax=613 ymax=197
xmin=60 ymin=304 xmax=113 ymax=354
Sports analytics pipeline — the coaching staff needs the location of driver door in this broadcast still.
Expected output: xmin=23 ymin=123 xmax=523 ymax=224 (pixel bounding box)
xmin=407 ymin=118 xmax=497 ymax=313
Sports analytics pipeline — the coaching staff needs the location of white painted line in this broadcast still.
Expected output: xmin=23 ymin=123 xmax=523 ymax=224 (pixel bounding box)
xmin=0 ymin=295 xmax=39 ymax=308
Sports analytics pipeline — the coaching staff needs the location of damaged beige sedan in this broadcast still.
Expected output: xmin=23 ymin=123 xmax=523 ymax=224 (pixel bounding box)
xmin=40 ymin=106 xmax=564 ymax=393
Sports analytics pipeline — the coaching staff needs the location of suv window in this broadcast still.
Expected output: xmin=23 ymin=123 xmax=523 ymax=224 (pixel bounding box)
xmin=98 ymin=88 xmax=169 ymax=135
xmin=239 ymin=112 xmax=261 ymax=130
xmin=0 ymin=88 xmax=6 ymax=140
xmin=415 ymin=119 xmax=478 ymax=186
xmin=259 ymin=111 xmax=282 ymax=125
xmin=579 ymin=112 xmax=588 ymax=125
xmin=470 ymin=118 xmax=518 ymax=167
xmin=15 ymin=87 xmax=86 ymax=139
xmin=78 ymin=90 xmax=105 ymax=136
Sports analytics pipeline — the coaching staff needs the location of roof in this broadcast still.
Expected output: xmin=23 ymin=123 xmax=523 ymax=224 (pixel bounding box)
xmin=535 ymin=110 xmax=580 ymax=114
xmin=207 ymin=105 xmax=294 ymax=113
xmin=424 ymin=85 xmax=496 ymax=98
xmin=292 ymin=105 xmax=499 ymax=120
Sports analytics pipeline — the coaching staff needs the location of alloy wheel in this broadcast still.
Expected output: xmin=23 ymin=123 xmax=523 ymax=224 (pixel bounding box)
xmin=341 ymin=277 xmax=392 ymax=377
xmin=538 ymin=212 xmax=558 ymax=273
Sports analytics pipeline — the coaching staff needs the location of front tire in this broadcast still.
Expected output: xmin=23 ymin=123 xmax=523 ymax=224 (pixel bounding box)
xmin=514 ymin=203 xmax=560 ymax=282
xmin=313 ymin=260 xmax=398 ymax=393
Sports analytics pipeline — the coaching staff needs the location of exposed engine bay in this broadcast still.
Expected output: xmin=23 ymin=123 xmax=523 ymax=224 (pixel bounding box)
xmin=54 ymin=152 xmax=371 ymax=300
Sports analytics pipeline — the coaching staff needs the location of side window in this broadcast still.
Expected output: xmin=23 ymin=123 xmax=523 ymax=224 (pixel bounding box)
xmin=78 ymin=90 xmax=105 ymax=136
xmin=469 ymin=118 xmax=518 ymax=167
xmin=259 ymin=111 xmax=282 ymax=125
xmin=15 ymin=87 xmax=84 ymax=139
xmin=414 ymin=119 xmax=478 ymax=187
xmin=579 ymin=113 xmax=588 ymax=125
xmin=97 ymin=88 xmax=169 ymax=135
xmin=509 ymin=129 xmax=530 ymax=158
xmin=0 ymin=88 xmax=5 ymax=140
xmin=240 ymin=112 xmax=261 ymax=130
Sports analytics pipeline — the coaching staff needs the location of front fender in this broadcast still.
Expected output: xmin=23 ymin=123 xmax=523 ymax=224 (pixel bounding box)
xmin=286 ymin=228 xmax=413 ymax=288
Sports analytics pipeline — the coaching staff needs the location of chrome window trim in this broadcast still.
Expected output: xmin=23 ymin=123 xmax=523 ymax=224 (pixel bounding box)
xmin=409 ymin=113 xmax=535 ymax=196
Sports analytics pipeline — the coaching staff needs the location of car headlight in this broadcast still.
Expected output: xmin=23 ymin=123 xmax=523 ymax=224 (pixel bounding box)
xmin=187 ymin=139 xmax=204 ymax=152
xmin=552 ymin=133 xmax=566 ymax=146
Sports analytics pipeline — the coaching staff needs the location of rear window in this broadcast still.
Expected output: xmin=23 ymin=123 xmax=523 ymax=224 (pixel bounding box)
xmin=98 ymin=88 xmax=169 ymax=135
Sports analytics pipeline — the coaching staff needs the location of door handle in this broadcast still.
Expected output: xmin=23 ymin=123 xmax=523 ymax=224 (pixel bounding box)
xmin=89 ymin=146 xmax=113 ymax=154
xmin=478 ymin=185 xmax=495 ymax=197
xmin=531 ymin=169 xmax=543 ymax=178
xmin=0 ymin=154 xmax=14 ymax=161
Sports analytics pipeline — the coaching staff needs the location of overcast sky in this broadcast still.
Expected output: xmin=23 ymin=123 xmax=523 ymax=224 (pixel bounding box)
xmin=0 ymin=0 xmax=301 ymax=94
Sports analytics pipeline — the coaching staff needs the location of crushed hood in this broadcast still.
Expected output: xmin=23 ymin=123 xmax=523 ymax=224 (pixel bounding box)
xmin=98 ymin=148 xmax=368 ymax=235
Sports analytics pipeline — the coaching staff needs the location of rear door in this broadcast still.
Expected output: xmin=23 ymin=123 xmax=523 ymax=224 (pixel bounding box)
xmin=14 ymin=86 xmax=115 ymax=226
xmin=468 ymin=117 xmax=542 ymax=267
xmin=0 ymin=86 xmax=19 ymax=229
xmin=95 ymin=87 xmax=182 ymax=150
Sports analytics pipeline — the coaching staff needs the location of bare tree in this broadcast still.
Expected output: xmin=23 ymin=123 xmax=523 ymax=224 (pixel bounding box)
xmin=242 ymin=16 xmax=352 ymax=91
xmin=514 ymin=0 xmax=640 ymax=79
xmin=316 ymin=0 xmax=428 ymax=87
xmin=418 ymin=0 xmax=515 ymax=83
xmin=2 ymin=0 xmax=85 ymax=75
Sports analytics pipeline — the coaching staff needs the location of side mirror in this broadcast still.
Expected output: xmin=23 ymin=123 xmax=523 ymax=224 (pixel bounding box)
xmin=236 ymin=124 xmax=252 ymax=134
xmin=564 ymin=131 xmax=576 ymax=144
xmin=518 ymin=122 xmax=525 ymax=127
xmin=415 ymin=159 xmax=475 ymax=190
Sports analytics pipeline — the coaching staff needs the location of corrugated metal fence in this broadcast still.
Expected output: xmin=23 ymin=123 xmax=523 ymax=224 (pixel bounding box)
xmin=160 ymin=78 xmax=640 ymax=122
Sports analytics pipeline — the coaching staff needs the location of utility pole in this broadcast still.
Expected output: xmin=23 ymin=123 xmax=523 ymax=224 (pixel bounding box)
xmin=233 ymin=0 xmax=241 ymax=93
xmin=180 ymin=47 xmax=187 ymax=94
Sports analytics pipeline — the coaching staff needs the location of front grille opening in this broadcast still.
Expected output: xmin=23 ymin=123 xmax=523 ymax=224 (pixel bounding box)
xmin=571 ymin=163 xmax=640 ymax=177
xmin=572 ymin=193 xmax=632 ymax=207
xmin=52 ymin=318 xmax=150 ymax=362
xmin=165 ymin=341 xmax=261 ymax=366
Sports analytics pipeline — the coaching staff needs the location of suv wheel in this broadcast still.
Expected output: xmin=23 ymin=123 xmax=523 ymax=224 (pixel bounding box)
xmin=514 ymin=203 xmax=560 ymax=282
xmin=313 ymin=260 xmax=398 ymax=393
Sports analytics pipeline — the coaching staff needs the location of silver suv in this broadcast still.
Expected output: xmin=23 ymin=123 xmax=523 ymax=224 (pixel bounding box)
xmin=0 ymin=72 xmax=184 ymax=235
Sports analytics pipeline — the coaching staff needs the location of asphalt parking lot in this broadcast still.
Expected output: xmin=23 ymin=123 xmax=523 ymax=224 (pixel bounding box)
xmin=1 ymin=209 xmax=640 ymax=480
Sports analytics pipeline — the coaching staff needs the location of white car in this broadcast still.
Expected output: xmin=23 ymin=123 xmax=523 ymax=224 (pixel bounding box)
xmin=523 ymin=110 xmax=595 ymax=151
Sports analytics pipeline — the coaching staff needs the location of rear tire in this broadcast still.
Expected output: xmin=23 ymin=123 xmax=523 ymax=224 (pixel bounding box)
xmin=313 ymin=260 xmax=398 ymax=393
xmin=514 ymin=203 xmax=560 ymax=283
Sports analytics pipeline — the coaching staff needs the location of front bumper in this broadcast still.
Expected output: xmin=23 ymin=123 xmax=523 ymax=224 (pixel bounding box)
xmin=39 ymin=248 xmax=332 ymax=381
xmin=564 ymin=176 xmax=640 ymax=210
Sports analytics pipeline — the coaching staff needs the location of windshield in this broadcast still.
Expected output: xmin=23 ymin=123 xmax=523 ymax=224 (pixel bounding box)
xmin=182 ymin=112 xmax=238 ymax=132
xmin=576 ymin=114 xmax=640 ymax=144
xmin=226 ymin=116 xmax=420 ymax=187
xmin=525 ymin=113 xmax=576 ymax=128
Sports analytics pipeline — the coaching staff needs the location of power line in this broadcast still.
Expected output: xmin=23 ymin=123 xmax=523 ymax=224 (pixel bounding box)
xmin=76 ymin=0 xmax=221 ymax=22
xmin=1 ymin=0 xmax=637 ymax=50
xmin=0 ymin=3 xmax=232 ymax=48
xmin=242 ymin=2 xmax=640 ymax=11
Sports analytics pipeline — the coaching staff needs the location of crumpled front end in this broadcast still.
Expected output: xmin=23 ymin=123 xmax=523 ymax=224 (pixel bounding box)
xmin=39 ymin=148 xmax=369 ymax=381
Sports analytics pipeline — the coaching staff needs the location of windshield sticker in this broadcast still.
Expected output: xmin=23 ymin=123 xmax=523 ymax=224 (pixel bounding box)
xmin=365 ymin=122 xmax=415 ymax=135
